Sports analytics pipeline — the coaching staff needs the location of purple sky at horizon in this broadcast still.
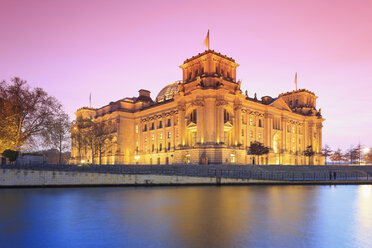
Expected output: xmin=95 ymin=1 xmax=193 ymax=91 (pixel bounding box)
xmin=1 ymin=0 xmax=371 ymax=150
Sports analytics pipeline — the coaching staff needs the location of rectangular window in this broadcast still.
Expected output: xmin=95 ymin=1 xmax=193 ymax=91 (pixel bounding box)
xmin=168 ymin=132 xmax=171 ymax=139
xmin=168 ymin=142 xmax=171 ymax=151
xmin=143 ymin=124 xmax=147 ymax=132
xmin=158 ymin=121 xmax=163 ymax=129
xmin=258 ymin=132 xmax=262 ymax=139
xmin=167 ymin=118 xmax=171 ymax=127
xmin=160 ymin=133 xmax=163 ymax=140
xmin=135 ymin=125 xmax=138 ymax=133
xmin=250 ymin=130 xmax=253 ymax=138
xmin=249 ymin=117 xmax=254 ymax=126
xmin=152 ymin=134 xmax=155 ymax=141
xmin=242 ymin=129 xmax=244 ymax=136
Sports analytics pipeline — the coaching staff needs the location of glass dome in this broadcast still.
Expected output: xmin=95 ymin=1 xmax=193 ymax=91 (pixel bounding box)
xmin=156 ymin=81 xmax=181 ymax=102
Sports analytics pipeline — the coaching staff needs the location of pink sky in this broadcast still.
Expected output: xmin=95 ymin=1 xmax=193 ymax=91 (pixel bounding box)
xmin=1 ymin=0 xmax=371 ymax=150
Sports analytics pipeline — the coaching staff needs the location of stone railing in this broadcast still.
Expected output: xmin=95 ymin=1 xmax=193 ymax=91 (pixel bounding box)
xmin=1 ymin=164 xmax=372 ymax=182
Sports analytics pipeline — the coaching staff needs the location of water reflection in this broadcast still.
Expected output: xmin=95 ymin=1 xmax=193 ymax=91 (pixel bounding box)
xmin=354 ymin=185 xmax=372 ymax=248
xmin=0 ymin=186 xmax=372 ymax=248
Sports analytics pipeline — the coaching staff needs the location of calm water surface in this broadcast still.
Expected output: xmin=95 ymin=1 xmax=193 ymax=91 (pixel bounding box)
xmin=0 ymin=185 xmax=372 ymax=248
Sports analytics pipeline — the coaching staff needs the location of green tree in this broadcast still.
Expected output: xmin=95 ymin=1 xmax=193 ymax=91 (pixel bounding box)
xmin=2 ymin=149 xmax=19 ymax=162
xmin=249 ymin=141 xmax=269 ymax=165
xmin=304 ymin=145 xmax=315 ymax=165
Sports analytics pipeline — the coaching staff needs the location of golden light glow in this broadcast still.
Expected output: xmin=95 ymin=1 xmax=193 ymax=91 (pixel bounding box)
xmin=71 ymin=50 xmax=324 ymax=165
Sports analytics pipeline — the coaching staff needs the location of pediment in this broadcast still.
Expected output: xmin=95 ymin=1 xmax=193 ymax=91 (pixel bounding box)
xmin=224 ymin=121 xmax=233 ymax=127
xmin=187 ymin=122 xmax=197 ymax=128
xmin=269 ymin=98 xmax=292 ymax=112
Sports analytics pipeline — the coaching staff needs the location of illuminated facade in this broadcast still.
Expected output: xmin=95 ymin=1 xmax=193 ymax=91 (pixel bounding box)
xmin=71 ymin=50 xmax=324 ymax=165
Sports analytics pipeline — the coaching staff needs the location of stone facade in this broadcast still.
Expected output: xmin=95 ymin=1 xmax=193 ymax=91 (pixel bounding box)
xmin=71 ymin=50 xmax=324 ymax=165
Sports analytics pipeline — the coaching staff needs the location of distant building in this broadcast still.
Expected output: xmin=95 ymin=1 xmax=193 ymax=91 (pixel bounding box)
xmin=71 ymin=50 xmax=324 ymax=165
xmin=16 ymin=153 xmax=46 ymax=165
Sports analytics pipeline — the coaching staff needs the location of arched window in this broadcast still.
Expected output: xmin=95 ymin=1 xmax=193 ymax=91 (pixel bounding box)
xmin=190 ymin=109 xmax=197 ymax=123
xmin=224 ymin=109 xmax=230 ymax=123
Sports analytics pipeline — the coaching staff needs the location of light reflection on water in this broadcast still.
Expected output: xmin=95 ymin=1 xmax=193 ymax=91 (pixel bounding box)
xmin=0 ymin=185 xmax=372 ymax=248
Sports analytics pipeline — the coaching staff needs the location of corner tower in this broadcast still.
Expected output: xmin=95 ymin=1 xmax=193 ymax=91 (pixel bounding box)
xmin=179 ymin=50 xmax=240 ymax=95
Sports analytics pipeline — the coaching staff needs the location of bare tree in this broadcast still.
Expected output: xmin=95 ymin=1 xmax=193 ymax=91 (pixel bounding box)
xmin=365 ymin=149 xmax=372 ymax=164
xmin=43 ymin=111 xmax=71 ymax=164
xmin=92 ymin=121 xmax=115 ymax=165
xmin=322 ymin=144 xmax=332 ymax=164
xmin=0 ymin=78 xmax=63 ymax=150
xmin=330 ymin=148 xmax=343 ymax=165
xmin=346 ymin=146 xmax=359 ymax=165
xmin=79 ymin=119 xmax=115 ymax=165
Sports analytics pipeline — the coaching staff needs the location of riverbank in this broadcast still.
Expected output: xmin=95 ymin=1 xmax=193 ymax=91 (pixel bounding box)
xmin=1 ymin=166 xmax=372 ymax=187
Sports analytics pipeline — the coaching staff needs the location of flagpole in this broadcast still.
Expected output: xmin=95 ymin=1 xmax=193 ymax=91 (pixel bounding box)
xmin=208 ymin=29 xmax=210 ymax=50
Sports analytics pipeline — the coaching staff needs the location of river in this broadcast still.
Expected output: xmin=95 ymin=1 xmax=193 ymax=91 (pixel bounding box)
xmin=0 ymin=185 xmax=371 ymax=248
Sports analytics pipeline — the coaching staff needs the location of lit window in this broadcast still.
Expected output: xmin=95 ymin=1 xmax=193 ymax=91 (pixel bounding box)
xmin=135 ymin=125 xmax=138 ymax=133
xmin=160 ymin=133 xmax=163 ymax=140
xmin=145 ymin=137 xmax=147 ymax=143
xmin=292 ymin=126 xmax=295 ymax=133
xmin=152 ymin=134 xmax=155 ymax=141
xmin=250 ymin=131 xmax=253 ymax=138
xmin=258 ymin=132 xmax=262 ymax=139
xmin=249 ymin=117 xmax=254 ymax=126
xmin=168 ymin=132 xmax=171 ymax=139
